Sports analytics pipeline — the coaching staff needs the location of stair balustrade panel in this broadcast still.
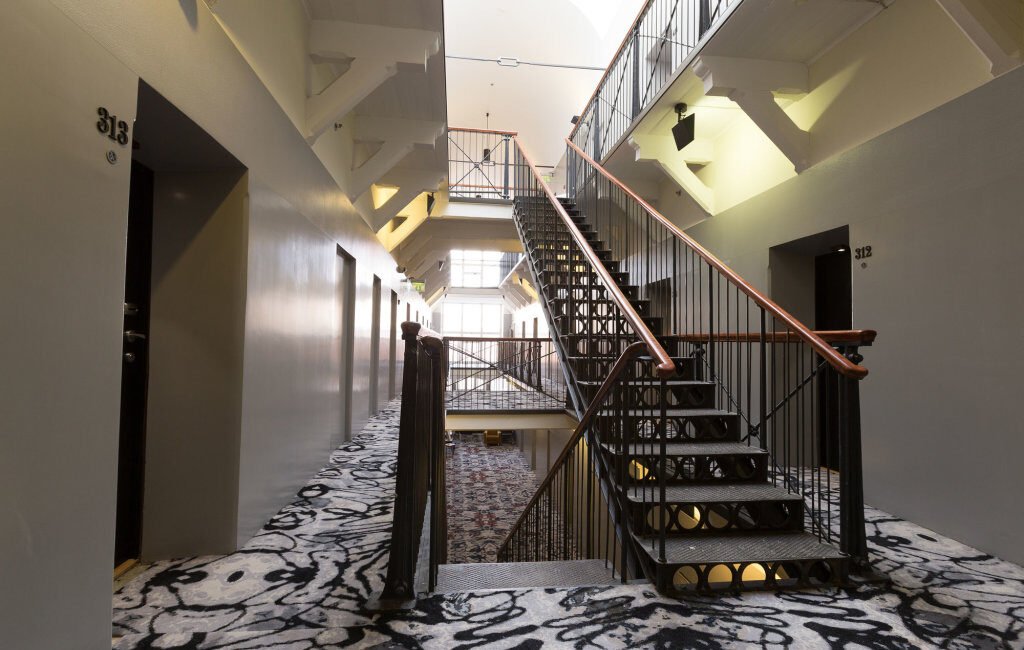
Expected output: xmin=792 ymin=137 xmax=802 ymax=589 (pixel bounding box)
xmin=566 ymin=140 xmax=873 ymax=591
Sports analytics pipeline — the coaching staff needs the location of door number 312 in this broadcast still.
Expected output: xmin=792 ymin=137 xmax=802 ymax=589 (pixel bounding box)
xmin=854 ymin=246 xmax=872 ymax=260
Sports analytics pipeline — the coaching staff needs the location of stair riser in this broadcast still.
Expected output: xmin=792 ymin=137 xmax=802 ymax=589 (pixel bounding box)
xmin=594 ymin=414 xmax=742 ymax=444
xmin=629 ymin=500 xmax=805 ymax=536
xmin=537 ymin=259 xmax=621 ymax=273
xmin=646 ymin=556 xmax=850 ymax=594
xmin=604 ymin=451 xmax=769 ymax=485
xmin=569 ymin=357 xmax=699 ymax=381
xmin=581 ymin=383 xmax=716 ymax=409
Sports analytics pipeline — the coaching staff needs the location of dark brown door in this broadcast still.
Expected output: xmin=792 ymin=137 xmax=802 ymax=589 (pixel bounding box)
xmin=815 ymin=249 xmax=852 ymax=470
xmin=115 ymin=160 xmax=154 ymax=567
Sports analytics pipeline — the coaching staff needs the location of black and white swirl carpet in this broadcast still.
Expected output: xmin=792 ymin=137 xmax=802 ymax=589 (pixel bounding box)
xmin=112 ymin=400 xmax=1024 ymax=649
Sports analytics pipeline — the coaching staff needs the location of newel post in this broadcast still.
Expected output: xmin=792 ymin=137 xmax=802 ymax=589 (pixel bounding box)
xmin=369 ymin=322 xmax=424 ymax=609
xmin=838 ymin=346 xmax=868 ymax=568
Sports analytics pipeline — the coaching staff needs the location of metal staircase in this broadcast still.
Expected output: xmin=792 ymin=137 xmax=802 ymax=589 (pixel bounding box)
xmin=495 ymin=137 xmax=875 ymax=595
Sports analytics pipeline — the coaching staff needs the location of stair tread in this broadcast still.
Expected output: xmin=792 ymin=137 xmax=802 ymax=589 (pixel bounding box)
xmin=640 ymin=532 xmax=846 ymax=564
xmin=626 ymin=483 xmax=800 ymax=503
xmin=435 ymin=560 xmax=617 ymax=593
xmin=602 ymin=442 xmax=767 ymax=456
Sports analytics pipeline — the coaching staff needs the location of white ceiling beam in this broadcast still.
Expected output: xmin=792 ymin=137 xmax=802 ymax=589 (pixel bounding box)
xmin=306 ymin=59 xmax=396 ymax=144
xmin=728 ymin=89 xmax=810 ymax=172
xmin=364 ymin=169 xmax=444 ymax=232
xmin=628 ymin=134 xmax=714 ymax=215
xmin=693 ymin=55 xmax=809 ymax=95
xmin=406 ymin=238 xmax=522 ymax=277
xmin=933 ymin=0 xmax=1023 ymax=75
xmin=347 ymin=117 xmax=445 ymax=200
xmin=309 ymin=20 xmax=440 ymax=67
xmin=695 ymin=55 xmax=810 ymax=172
xmin=352 ymin=116 xmax=445 ymax=143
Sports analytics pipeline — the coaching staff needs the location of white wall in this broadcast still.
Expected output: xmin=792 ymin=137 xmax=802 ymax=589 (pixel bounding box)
xmin=0 ymin=1 xmax=426 ymax=647
xmin=684 ymin=63 xmax=1024 ymax=565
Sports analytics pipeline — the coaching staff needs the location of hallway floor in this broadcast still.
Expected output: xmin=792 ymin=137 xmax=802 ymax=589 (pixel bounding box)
xmin=446 ymin=432 xmax=538 ymax=563
xmin=112 ymin=400 xmax=1024 ymax=648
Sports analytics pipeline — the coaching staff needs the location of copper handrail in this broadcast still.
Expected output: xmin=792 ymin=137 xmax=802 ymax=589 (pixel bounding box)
xmin=566 ymin=138 xmax=869 ymax=380
xmin=515 ymin=136 xmax=677 ymax=379
xmin=671 ymin=330 xmax=877 ymax=346
xmin=448 ymin=126 xmax=519 ymax=136
xmin=498 ymin=342 xmax=647 ymax=553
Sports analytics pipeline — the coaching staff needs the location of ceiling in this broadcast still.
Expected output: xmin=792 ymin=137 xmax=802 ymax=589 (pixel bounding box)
xmin=444 ymin=0 xmax=646 ymax=169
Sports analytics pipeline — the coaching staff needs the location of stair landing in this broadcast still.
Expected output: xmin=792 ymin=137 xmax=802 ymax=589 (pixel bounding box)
xmin=435 ymin=560 xmax=618 ymax=593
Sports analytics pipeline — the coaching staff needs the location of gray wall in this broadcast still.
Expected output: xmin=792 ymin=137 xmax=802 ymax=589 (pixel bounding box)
xmin=0 ymin=1 xmax=422 ymax=647
xmin=684 ymin=65 xmax=1024 ymax=565
xmin=236 ymin=179 xmax=339 ymax=544
xmin=143 ymin=169 xmax=249 ymax=559
xmin=0 ymin=4 xmax=137 ymax=647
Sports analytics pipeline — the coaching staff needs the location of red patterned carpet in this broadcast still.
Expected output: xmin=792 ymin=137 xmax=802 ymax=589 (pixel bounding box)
xmin=445 ymin=432 xmax=538 ymax=563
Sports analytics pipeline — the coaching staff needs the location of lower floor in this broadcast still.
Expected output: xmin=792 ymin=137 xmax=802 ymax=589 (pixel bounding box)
xmin=111 ymin=399 xmax=1024 ymax=648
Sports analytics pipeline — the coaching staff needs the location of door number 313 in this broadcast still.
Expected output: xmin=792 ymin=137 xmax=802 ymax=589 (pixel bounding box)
xmin=96 ymin=107 xmax=130 ymax=146
xmin=854 ymin=246 xmax=873 ymax=260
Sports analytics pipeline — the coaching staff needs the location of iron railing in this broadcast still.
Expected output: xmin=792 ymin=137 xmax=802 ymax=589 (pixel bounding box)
xmin=447 ymin=127 xmax=520 ymax=200
xmin=445 ymin=337 xmax=566 ymax=413
xmin=568 ymin=0 xmax=736 ymax=163
xmin=496 ymin=138 xmax=677 ymax=580
xmin=372 ymin=322 xmax=447 ymax=607
xmin=565 ymin=138 xmax=872 ymax=569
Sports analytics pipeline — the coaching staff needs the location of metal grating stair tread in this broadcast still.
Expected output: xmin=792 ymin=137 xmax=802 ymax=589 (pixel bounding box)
xmin=435 ymin=560 xmax=618 ymax=593
xmin=626 ymin=483 xmax=802 ymax=503
xmin=602 ymin=442 xmax=768 ymax=456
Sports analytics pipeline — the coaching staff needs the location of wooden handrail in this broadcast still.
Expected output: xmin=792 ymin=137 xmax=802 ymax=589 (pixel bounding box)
xmin=499 ymin=342 xmax=647 ymax=552
xmin=514 ymin=136 xmax=676 ymax=379
xmin=671 ymin=330 xmax=877 ymax=346
xmin=448 ymin=126 xmax=519 ymax=136
xmin=566 ymin=138 xmax=870 ymax=380
xmin=402 ymin=321 xmax=443 ymax=348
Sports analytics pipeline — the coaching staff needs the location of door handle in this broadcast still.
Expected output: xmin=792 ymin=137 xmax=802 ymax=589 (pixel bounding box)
xmin=124 ymin=330 xmax=147 ymax=343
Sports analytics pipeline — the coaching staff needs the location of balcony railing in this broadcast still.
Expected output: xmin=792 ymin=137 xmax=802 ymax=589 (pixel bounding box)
xmin=446 ymin=337 xmax=566 ymax=413
xmin=568 ymin=0 xmax=736 ymax=162
xmin=447 ymin=128 xmax=521 ymax=201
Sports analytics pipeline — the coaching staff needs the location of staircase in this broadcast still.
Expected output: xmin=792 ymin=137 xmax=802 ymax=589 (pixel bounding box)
xmin=493 ymin=138 xmax=873 ymax=595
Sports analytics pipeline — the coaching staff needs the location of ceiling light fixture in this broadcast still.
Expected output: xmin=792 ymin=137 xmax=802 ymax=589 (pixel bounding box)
xmin=672 ymin=102 xmax=695 ymax=151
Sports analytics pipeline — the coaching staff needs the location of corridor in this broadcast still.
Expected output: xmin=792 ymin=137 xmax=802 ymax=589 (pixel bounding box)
xmin=110 ymin=399 xmax=1024 ymax=648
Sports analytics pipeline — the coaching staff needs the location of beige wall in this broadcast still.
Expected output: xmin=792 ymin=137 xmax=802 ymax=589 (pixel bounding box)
xmin=0 ymin=0 xmax=426 ymax=647
xmin=684 ymin=63 xmax=1024 ymax=566
xmin=143 ymin=169 xmax=249 ymax=559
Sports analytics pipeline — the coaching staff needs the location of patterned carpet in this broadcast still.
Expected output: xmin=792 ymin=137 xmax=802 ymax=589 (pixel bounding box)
xmin=111 ymin=399 xmax=1024 ymax=649
xmin=446 ymin=432 xmax=537 ymax=563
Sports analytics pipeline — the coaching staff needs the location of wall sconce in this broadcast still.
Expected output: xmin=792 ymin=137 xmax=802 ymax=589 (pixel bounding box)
xmin=672 ymin=102 xmax=695 ymax=151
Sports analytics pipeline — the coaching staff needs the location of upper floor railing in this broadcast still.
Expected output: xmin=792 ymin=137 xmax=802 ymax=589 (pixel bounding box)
xmin=568 ymin=0 xmax=736 ymax=162
xmin=447 ymin=127 xmax=521 ymax=201
xmin=446 ymin=336 xmax=566 ymax=413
